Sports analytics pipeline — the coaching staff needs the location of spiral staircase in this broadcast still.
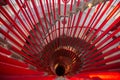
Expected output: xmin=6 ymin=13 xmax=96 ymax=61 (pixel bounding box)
xmin=0 ymin=0 xmax=120 ymax=80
